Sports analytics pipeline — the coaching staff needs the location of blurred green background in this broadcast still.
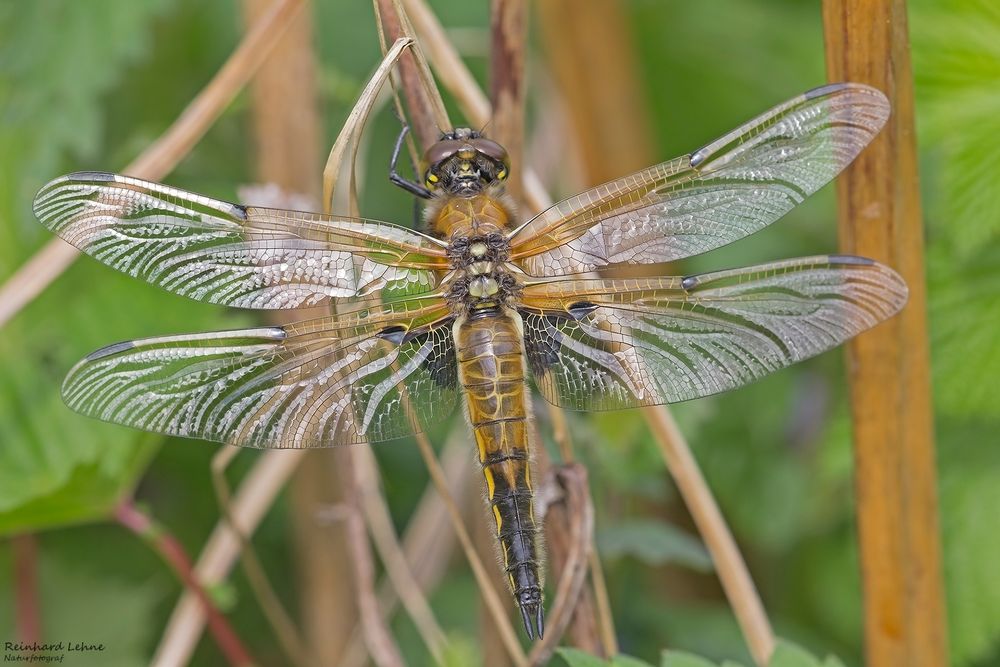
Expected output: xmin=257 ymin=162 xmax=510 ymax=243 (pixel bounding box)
xmin=1 ymin=1 xmax=999 ymax=665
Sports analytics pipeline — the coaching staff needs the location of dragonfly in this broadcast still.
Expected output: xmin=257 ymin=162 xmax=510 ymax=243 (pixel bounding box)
xmin=33 ymin=82 xmax=905 ymax=640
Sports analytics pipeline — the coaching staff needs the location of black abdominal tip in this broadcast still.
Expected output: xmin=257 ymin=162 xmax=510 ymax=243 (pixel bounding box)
xmin=519 ymin=603 xmax=545 ymax=640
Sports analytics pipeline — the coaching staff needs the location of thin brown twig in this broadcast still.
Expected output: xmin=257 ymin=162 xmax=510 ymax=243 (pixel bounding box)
xmin=402 ymin=0 xmax=551 ymax=211
xmin=643 ymin=407 xmax=775 ymax=665
xmin=355 ymin=446 xmax=448 ymax=663
xmin=115 ymin=501 xmax=256 ymax=667
xmin=152 ymin=449 xmax=305 ymax=667
xmin=338 ymin=430 xmax=471 ymax=667
xmin=337 ymin=449 xmax=406 ymax=667
xmin=322 ymin=36 xmax=414 ymax=215
xmin=527 ymin=464 xmax=594 ymax=666
xmin=0 ymin=0 xmax=305 ymax=331
xmin=543 ymin=406 xmax=619 ymax=652
xmin=12 ymin=534 xmax=41 ymax=649
xmin=586 ymin=546 xmax=617 ymax=654
xmin=489 ymin=0 xmax=527 ymax=204
xmin=211 ymin=448 xmax=315 ymax=667
xmin=373 ymin=0 xmax=450 ymax=150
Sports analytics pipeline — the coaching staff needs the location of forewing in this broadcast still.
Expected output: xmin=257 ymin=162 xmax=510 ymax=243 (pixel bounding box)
xmin=509 ymin=84 xmax=890 ymax=275
xmin=61 ymin=300 xmax=458 ymax=447
xmin=33 ymin=172 xmax=449 ymax=308
xmin=520 ymin=255 xmax=907 ymax=410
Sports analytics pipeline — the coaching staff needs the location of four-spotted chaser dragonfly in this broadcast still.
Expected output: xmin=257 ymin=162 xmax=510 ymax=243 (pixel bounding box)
xmin=33 ymin=83 xmax=905 ymax=639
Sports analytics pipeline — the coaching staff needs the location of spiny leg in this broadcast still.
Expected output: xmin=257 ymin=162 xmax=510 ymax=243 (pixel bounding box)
xmin=389 ymin=123 xmax=433 ymax=200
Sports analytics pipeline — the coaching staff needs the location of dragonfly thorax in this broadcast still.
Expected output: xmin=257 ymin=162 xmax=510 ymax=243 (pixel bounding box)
xmin=446 ymin=233 xmax=520 ymax=312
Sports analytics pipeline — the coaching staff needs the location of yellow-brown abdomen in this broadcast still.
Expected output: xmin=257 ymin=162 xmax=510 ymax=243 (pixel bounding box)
xmin=454 ymin=309 xmax=544 ymax=637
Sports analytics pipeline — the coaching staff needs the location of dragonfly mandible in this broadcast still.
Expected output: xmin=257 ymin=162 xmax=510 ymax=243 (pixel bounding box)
xmin=33 ymin=82 xmax=906 ymax=639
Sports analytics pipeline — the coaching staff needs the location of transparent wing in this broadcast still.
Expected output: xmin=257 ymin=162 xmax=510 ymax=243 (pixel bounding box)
xmin=61 ymin=299 xmax=458 ymax=447
xmin=520 ymin=255 xmax=907 ymax=410
xmin=509 ymin=83 xmax=890 ymax=275
xmin=34 ymin=172 xmax=449 ymax=308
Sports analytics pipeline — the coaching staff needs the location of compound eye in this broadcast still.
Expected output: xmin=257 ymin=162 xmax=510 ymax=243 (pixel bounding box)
xmin=471 ymin=138 xmax=508 ymax=164
xmin=423 ymin=139 xmax=462 ymax=168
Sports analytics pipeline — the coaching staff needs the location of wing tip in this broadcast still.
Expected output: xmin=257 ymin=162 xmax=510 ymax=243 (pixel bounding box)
xmin=828 ymin=253 xmax=874 ymax=266
xmin=85 ymin=339 xmax=136 ymax=361
xmin=806 ymin=82 xmax=891 ymax=127
xmin=805 ymin=81 xmax=888 ymax=104
xmin=828 ymin=253 xmax=910 ymax=315
xmin=32 ymin=171 xmax=119 ymax=228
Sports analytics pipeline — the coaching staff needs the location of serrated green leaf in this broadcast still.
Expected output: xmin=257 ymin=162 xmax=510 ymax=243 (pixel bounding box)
xmin=597 ymin=518 xmax=713 ymax=572
xmin=767 ymin=641 xmax=821 ymax=667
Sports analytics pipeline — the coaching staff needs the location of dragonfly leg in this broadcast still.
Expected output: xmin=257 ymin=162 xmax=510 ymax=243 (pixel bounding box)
xmin=389 ymin=123 xmax=433 ymax=200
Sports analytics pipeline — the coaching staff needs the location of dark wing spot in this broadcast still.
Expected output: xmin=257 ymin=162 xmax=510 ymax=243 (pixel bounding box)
xmin=567 ymin=301 xmax=598 ymax=319
xmin=376 ymin=326 xmax=408 ymax=345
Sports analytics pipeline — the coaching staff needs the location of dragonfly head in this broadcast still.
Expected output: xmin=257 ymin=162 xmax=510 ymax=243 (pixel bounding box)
xmin=423 ymin=128 xmax=510 ymax=197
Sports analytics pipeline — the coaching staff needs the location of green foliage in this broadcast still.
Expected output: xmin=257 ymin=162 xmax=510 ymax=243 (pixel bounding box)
xmin=555 ymin=641 xmax=845 ymax=667
xmin=910 ymin=1 xmax=1000 ymax=663
xmin=0 ymin=0 xmax=254 ymax=535
xmin=597 ymin=518 xmax=713 ymax=572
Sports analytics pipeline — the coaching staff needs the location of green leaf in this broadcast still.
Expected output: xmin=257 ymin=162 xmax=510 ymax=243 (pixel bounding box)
xmin=660 ymin=650 xmax=720 ymax=667
xmin=597 ymin=518 xmax=713 ymax=572
xmin=912 ymin=0 xmax=1000 ymax=258
xmin=927 ymin=243 xmax=1000 ymax=418
xmin=937 ymin=421 xmax=1000 ymax=665
xmin=767 ymin=641 xmax=845 ymax=667
xmin=767 ymin=641 xmax=821 ymax=667
xmin=612 ymin=655 xmax=657 ymax=667
xmin=556 ymin=647 xmax=611 ymax=667
xmin=0 ymin=0 xmax=259 ymax=535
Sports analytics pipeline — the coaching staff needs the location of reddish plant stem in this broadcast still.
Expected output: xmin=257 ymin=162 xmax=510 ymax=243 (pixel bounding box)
xmin=12 ymin=534 xmax=42 ymax=648
xmin=115 ymin=502 xmax=255 ymax=667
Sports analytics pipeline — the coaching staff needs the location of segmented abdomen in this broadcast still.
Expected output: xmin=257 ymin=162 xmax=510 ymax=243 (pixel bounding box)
xmin=455 ymin=309 xmax=544 ymax=637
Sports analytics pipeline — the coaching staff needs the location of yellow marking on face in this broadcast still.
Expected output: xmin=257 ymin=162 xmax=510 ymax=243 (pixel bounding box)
xmin=427 ymin=172 xmax=438 ymax=182
xmin=497 ymin=168 xmax=507 ymax=180
xmin=493 ymin=505 xmax=503 ymax=536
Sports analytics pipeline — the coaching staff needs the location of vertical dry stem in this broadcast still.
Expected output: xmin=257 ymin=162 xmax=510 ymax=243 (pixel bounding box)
xmin=489 ymin=0 xmax=526 ymax=204
xmin=823 ymin=2 xmax=948 ymax=665
xmin=336 ymin=450 xmax=406 ymax=667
